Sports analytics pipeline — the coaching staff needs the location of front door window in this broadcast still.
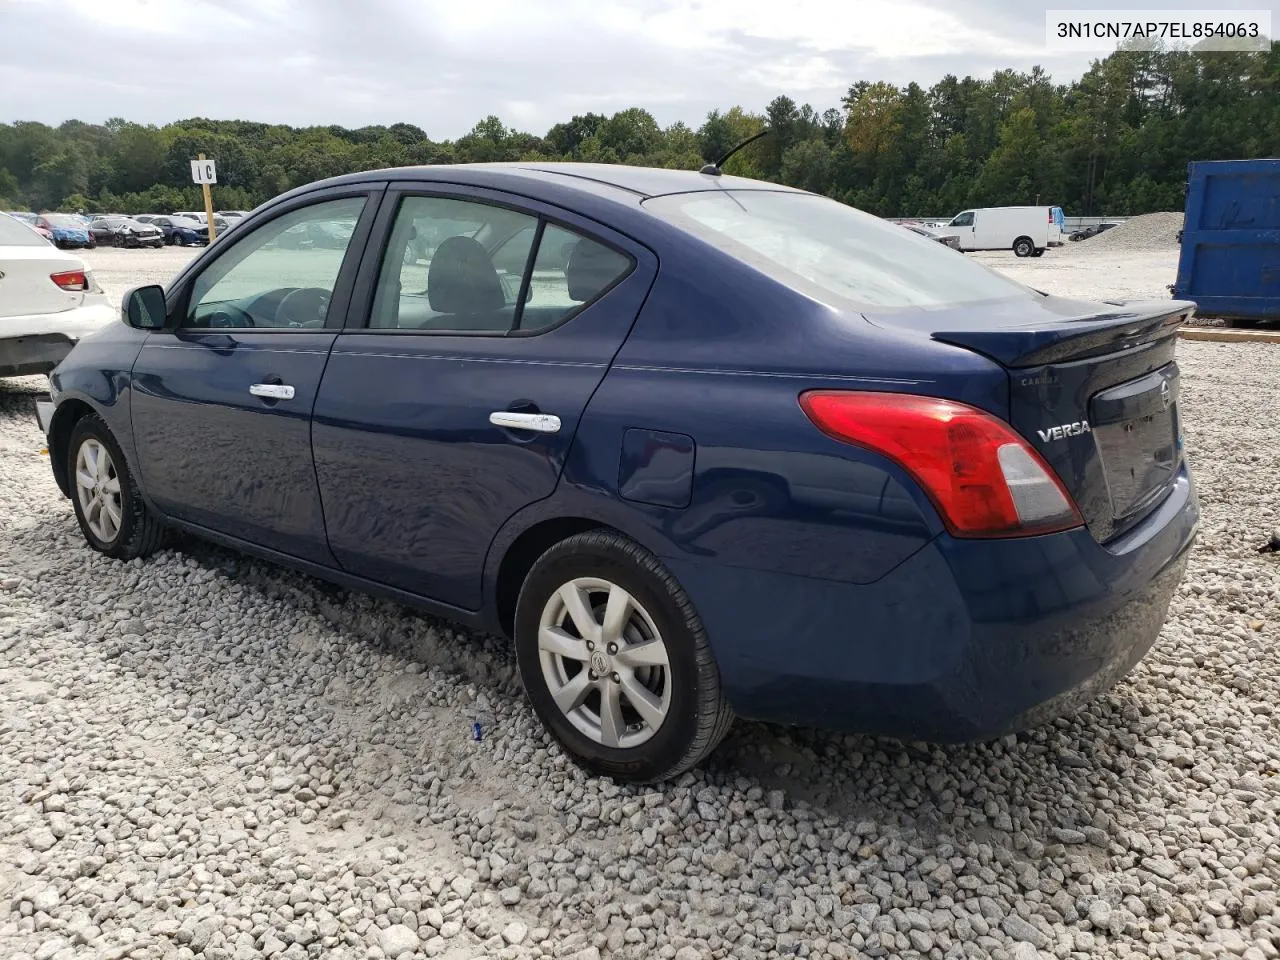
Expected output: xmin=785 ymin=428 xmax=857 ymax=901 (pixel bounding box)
xmin=186 ymin=197 xmax=366 ymax=329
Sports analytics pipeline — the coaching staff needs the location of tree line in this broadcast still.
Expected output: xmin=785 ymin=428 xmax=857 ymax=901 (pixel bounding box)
xmin=1 ymin=43 xmax=1275 ymax=219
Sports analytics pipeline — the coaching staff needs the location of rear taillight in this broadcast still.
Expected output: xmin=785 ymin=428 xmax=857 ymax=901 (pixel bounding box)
xmin=799 ymin=391 xmax=1083 ymax=538
xmin=50 ymin=269 xmax=88 ymax=291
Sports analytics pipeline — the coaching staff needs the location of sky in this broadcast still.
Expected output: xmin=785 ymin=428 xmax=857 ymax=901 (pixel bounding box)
xmin=2 ymin=0 xmax=1276 ymax=137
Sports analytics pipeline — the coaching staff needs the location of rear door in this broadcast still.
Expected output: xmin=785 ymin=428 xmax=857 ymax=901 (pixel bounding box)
xmin=130 ymin=187 xmax=382 ymax=563
xmin=312 ymin=183 xmax=656 ymax=610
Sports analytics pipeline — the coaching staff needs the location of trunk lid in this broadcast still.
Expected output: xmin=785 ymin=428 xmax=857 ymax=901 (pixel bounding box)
xmin=0 ymin=247 xmax=89 ymax=319
xmin=865 ymin=294 xmax=1195 ymax=542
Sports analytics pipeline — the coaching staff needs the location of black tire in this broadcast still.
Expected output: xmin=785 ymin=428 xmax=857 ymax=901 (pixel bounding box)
xmin=1031 ymin=247 xmax=1045 ymax=257
xmin=514 ymin=530 xmax=734 ymax=783
xmin=173 ymin=234 xmax=186 ymax=247
xmin=1013 ymin=237 xmax=1035 ymax=257
xmin=66 ymin=414 xmax=166 ymax=561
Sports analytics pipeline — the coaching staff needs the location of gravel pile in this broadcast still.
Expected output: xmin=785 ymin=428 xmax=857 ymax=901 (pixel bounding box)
xmin=1070 ymin=213 xmax=1185 ymax=254
xmin=2 ymin=282 xmax=1279 ymax=959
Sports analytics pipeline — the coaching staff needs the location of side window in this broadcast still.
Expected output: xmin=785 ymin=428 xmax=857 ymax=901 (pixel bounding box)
xmin=516 ymin=224 xmax=632 ymax=333
xmin=185 ymin=197 xmax=365 ymax=330
xmin=951 ymin=211 xmax=974 ymax=227
xmin=369 ymin=196 xmax=633 ymax=334
xmin=371 ymin=196 xmax=535 ymax=332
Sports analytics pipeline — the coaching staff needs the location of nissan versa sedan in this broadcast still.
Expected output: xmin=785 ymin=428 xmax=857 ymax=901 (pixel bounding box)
xmin=35 ymin=163 xmax=1199 ymax=782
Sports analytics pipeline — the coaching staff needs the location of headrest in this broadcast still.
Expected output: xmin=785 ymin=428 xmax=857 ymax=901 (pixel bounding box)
xmin=427 ymin=236 xmax=505 ymax=314
xmin=566 ymin=239 xmax=625 ymax=302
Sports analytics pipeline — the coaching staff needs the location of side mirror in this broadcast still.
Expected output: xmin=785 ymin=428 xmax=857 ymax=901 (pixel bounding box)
xmin=122 ymin=284 xmax=169 ymax=330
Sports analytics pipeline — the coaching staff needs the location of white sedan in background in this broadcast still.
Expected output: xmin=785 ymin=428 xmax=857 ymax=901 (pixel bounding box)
xmin=0 ymin=213 xmax=114 ymax=378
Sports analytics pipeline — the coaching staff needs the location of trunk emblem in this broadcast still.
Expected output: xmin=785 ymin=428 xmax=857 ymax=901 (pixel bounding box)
xmin=1037 ymin=421 xmax=1091 ymax=442
xmin=1160 ymin=380 xmax=1172 ymax=410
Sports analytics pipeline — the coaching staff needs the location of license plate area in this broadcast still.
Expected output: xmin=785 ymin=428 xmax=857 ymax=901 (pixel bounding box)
xmin=1090 ymin=363 xmax=1180 ymax=521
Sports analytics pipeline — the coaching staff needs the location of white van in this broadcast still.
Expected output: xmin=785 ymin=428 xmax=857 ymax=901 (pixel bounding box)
xmin=935 ymin=206 xmax=1054 ymax=257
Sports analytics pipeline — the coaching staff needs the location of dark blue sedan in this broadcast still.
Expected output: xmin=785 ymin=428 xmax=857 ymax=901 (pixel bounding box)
xmin=34 ymin=164 xmax=1199 ymax=782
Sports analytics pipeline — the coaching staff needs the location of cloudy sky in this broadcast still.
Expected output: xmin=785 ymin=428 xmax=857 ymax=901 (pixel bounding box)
xmin=3 ymin=0 xmax=1275 ymax=136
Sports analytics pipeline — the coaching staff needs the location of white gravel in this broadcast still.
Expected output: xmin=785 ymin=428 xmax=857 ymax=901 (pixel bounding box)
xmin=1071 ymin=213 xmax=1184 ymax=254
xmin=2 ymin=246 xmax=1278 ymax=960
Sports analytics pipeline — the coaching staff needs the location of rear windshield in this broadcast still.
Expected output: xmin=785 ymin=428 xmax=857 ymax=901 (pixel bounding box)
xmin=45 ymin=214 xmax=84 ymax=227
xmin=644 ymin=190 xmax=1030 ymax=310
xmin=0 ymin=214 xmax=48 ymax=246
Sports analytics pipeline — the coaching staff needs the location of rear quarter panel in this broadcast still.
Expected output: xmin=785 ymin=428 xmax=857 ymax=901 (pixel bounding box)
xmin=529 ymin=241 xmax=1012 ymax=585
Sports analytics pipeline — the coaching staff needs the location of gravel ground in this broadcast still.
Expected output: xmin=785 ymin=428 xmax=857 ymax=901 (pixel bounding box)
xmin=2 ymin=247 xmax=1278 ymax=960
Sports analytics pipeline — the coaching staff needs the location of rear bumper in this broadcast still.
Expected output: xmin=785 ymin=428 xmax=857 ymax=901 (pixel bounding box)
xmin=0 ymin=333 xmax=77 ymax=378
xmin=0 ymin=301 xmax=115 ymax=377
xmin=667 ymin=464 xmax=1198 ymax=742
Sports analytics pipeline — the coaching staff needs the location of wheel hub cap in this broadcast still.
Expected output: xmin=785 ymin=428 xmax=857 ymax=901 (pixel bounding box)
xmin=537 ymin=576 xmax=673 ymax=749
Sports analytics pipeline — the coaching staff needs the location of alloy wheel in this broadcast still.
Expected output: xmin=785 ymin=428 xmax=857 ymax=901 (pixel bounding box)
xmin=74 ymin=438 xmax=123 ymax=543
xmin=537 ymin=576 xmax=672 ymax=749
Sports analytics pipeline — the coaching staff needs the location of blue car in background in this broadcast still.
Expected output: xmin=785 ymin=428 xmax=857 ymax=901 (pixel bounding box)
xmin=33 ymin=163 xmax=1199 ymax=782
xmin=35 ymin=213 xmax=95 ymax=249
xmin=140 ymin=215 xmax=209 ymax=246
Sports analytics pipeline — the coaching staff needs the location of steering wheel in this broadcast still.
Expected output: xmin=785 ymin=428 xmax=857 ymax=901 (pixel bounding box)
xmin=275 ymin=287 xmax=331 ymax=327
xmin=206 ymin=306 xmax=253 ymax=328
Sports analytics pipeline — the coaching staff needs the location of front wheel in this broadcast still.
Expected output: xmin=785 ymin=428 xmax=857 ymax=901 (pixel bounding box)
xmin=514 ymin=531 xmax=734 ymax=783
xmin=67 ymin=415 xmax=166 ymax=560
xmin=1013 ymin=237 xmax=1035 ymax=257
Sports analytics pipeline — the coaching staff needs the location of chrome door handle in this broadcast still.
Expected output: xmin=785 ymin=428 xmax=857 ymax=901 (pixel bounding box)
xmin=249 ymin=383 xmax=295 ymax=400
xmin=489 ymin=411 xmax=561 ymax=434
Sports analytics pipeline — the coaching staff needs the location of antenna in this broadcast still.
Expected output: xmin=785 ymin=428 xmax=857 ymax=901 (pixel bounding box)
xmin=699 ymin=128 xmax=773 ymax=176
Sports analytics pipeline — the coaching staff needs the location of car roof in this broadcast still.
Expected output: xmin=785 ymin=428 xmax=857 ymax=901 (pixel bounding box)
xmin=302 ymin=161 xmax=803 ymax=201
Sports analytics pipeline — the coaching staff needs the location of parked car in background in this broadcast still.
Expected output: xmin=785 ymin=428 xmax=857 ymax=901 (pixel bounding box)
xmin=933 ymin=206 xmax=1052 ymax=256
xmin=87 ymin=216 xmax=166 ymax=248
xmin=172 ymin=211 xmax=204 ymax=221
xmin=147 ymin=215 xmax=209 ymax=246
xmin=6 ymin=212 xmax=54 ymax=243
xmin=35 ymin=214 xmax=95 ymax=250
xmin=34 ymin=163 xmax=1199 ymax=783
xmin=1069 ymin=222 xmax=1120 ymax=242
xmin=0 ymin=213 xmax=112 ymax=377
xmin=904 ymin=223 xmax=961 ymax=249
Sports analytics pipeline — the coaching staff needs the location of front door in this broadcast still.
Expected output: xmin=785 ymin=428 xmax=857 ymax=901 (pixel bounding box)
xmin=131 ymin=190 xmax=380 ymax=563
xmin=312 ymin=186 xmax=655 ymax=610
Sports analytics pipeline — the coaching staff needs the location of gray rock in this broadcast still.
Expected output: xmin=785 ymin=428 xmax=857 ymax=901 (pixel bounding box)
xmin=501 ymin=920 xmax=529 ymax=945
xmin=378 ymin=924 xmax=419 ymax=956
xmin=1001 ymin=915 xmax=1050 ymax=950
xmin=26 ymin=828 xmax=57 ymax=852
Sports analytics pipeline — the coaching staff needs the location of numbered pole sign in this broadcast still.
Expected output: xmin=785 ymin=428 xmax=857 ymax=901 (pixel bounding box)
xmin=190 ymin=159 xmax=217 ymax=184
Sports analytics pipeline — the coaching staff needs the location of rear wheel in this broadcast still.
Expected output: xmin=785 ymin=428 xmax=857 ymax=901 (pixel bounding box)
xmin=1013 ymin=237 xmax=1035 ymax=257
xmin=67 ymin=415 xmax=166 ymax=560
xmin=514 ymin=531 xmax=733 ymax=783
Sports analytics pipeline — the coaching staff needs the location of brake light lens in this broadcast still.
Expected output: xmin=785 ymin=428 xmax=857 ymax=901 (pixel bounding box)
xmin=799 ymin=391 xmax=1083 ymax=538
xmin=50 ymin=269 xmax=88 ymax=291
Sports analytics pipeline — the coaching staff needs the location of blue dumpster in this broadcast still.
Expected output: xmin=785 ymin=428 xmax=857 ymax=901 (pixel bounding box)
xmin=1173 ymin=159 xmax=1280 ymax=325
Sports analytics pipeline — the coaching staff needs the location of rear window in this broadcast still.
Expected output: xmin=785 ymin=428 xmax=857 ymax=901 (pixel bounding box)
xmin=0 ymin=214 xmax=48 ymax=246
xmin=644 ymin=190 xmax=1029 ymax=310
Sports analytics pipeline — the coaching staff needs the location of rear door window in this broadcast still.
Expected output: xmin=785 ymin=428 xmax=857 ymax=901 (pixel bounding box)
xmin=368 ymin=196 xmax=633 ymax=334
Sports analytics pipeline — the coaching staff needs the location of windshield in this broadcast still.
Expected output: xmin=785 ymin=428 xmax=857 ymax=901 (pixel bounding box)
xmin=45 ymin=214 xmax=84 ymax=228
xmin=644 ymin=191 xmax=1029 ymax=310
xmin=0 ymin=214 xmax=48 ymax=246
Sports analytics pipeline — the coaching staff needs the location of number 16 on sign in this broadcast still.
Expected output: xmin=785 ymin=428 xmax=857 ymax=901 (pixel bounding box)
xmin=190 ymin=154 xmax=218 ymax=242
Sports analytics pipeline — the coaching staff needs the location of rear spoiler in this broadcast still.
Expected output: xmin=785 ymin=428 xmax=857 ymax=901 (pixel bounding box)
xmin=932 ymin=300 xmax=1196 ymax=368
